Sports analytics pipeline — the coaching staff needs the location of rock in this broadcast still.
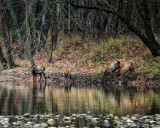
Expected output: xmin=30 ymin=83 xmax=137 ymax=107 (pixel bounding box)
xmin=34 ymin=124 xmax=41 ymax=127
xmin=131 ymin=116 xmax=137 ymax=121
xmin=140 ymin=116 xmax=149 ymax=120
xmin=23 ymin=113 xmax=30 ymax=118
xmin=85 ymin=115 xmax=92 ymax=120
xmin=13 ymin=121 xmax=23 ymax=126
xmin=126 ymin=119 xmax=133 ymax=123
xmin=114 ymin=116 xmax=120 ymax=121
xmin=91 ymin=118 xmax=100 ymax=126
xmin=3 ymin=118 xmax=9 ymax=122
xmin=33 ymin=115 xmax=39 ymax=119
xmin=44 ymin=115 xmax=52 ymax=119
xmin=54 ymin=115 xmax=61 ymax=120
xmin=47 ymin=119 xmax=55 ymax=125
xmin=156 ymin=121 xmax=160 ymax=125
xmin=121 ymin=116 xmax=131 ymax=120
xmin=117 ymin=122 xmax=124 ymax=127
xmin=141 ymin=124 xmax=149 ymax=128
xmin=3 ymin=125 xmax=10 ymax=128
xmin=41 ymin=123 xmax=48 ymax=128
xmin=130 ymin=124 xmax=137 ymax=128
xmin=2 ymin=121 xmax=10 ymax=126
xmin=63 ymin=116 xmax=71 ymax=124
xmin=15 ymin=116 xmax=23 ymax=120
xmin=150 ymin=120 xmax=156 ymax=124
xmin=26 ymin=121 xmax=32 ymax=125
xmin=72 ymin=114 xmax=77 ymax=120
xmin=103 ymin=120 xmax=111 ymax=127
xmin=24 ymin=117 xmax=30 ymax=122
xmin=156 ymin=118 xmax=160 ymax=121
xmin=24 ymin=123 xmax=31 ymax=128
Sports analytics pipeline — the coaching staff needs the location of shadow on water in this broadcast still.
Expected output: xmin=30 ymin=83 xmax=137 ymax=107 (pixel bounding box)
xmin=0 ymin=82 xmax=160 ymax=116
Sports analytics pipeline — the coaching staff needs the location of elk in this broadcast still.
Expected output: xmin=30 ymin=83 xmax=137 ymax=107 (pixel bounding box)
xmin=32 ymin=65 xmax=46 ymax=84
xmin=63 ymin=68 xmax=72 ymax=79
xmin=120 ymin=61 xmax=134 ymax=76
xmin=63 ymin=68 xmax=72 ymax=86
xmin=103 ymin=60 xmax=120 ymax=78
xmin=116 ymin=61 xmax=134 ymax=81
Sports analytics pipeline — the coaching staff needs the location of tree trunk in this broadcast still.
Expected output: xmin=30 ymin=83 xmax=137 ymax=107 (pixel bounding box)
xmin=49 ymin=3 xmax=58 ymax=62
xmin=138 ymin=0 xmax=160 ymax=56
xmin=1 ymin=24 xmax=16 ymax=69
xmin=152 ymin=0 xmax=160 ymax=33
xmin=4 ymin=0 xmax=23 ymax=55
xmin=115 ymin=0 xmax=123 ymax=36
xmin=24 ymin=0 xmax=35 ymax=67
xmin=70 ymin=0 xmax=160 ymax=56
xmin=0 ymin=45 xmax=7 ymax=69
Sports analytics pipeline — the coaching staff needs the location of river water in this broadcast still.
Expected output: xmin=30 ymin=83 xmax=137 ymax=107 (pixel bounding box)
xmin=0 ymin=82 xmax=160 ymax=116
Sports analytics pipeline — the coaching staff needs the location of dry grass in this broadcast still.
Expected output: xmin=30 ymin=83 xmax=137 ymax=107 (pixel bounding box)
xmin=0 ymin=34 xmax=159 ymax=78
xmin=49 ymin=34 xmax=160 ymax=77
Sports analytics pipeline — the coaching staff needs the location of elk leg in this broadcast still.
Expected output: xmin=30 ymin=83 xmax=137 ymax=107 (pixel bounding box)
xmin=39 ymin=74 xmax=42 ymax=82
xmin=42 ymin=72 xmax=46 ymax=85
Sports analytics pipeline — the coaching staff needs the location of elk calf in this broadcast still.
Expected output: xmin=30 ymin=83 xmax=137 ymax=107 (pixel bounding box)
xmin=32 ymin=65 xmax=46 ymax=83
xmin=63 ymin=68 xmax=72 ymax=79
xmin=104 ymin=60 xmax=120 ymax=78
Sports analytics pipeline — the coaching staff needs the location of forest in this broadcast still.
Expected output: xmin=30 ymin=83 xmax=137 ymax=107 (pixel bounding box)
xmin=0 ymin=0 xmax=160 ymax=127
xmin=0 ymin=0 xmax=160 ymax=81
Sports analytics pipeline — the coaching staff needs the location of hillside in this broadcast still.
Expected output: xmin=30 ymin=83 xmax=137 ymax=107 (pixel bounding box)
xmin=0 ymin=35 xmax=160 ymax=86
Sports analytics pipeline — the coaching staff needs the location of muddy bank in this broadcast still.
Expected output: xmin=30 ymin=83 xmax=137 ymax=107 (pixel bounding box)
xmin=0 ymin=67 xmax=159 ymax=87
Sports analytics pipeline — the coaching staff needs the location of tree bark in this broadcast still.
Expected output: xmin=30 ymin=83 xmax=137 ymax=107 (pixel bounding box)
xmin=0 ymin=45 xmax=7 ymax=69
xmin=1 ymin=24 xmax=16 ymax=69
xmin=49 ymin=3 xmax=58 ymax=62
xmin=25 ymin=0 xmax=35 ymax=67
xmin=4 ymin=0 xmax=23 ymax=54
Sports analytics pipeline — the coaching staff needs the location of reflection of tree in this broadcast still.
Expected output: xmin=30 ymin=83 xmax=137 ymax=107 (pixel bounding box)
xmin=149 ymin=101 xmax=159 ymax=115
xmin=114 ymin=90 xmax=121 ymax=104
xmin=0 ymin=88 xmax=7 ymax=115
xmin=0 ymin=83 xmax=160 ymax=115
xmin=7 ymin=88 xmax=16 ymax=115
xmin=32 ymin=86 xmax=38 ymax=114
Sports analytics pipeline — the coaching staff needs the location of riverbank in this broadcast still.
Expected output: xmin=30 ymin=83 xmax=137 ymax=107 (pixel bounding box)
xmin=0 ymin=67 xmax=159 ymax=87
xmin=0 ymin=35 xmax=159 ymax=87
xmin=1 ymin=113 xmax=160 ymax=128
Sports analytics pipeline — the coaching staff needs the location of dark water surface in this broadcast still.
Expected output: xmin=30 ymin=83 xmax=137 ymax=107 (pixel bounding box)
xmin=0 ymin=82 xmax=160 ymax=116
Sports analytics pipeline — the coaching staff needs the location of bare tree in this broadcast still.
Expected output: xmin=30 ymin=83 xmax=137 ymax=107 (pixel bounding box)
xmin=49 ymin=2 xmax=58 ymax=62
xmin=0 ymin=45 xmax=7 ymax=69
xmin=70 ymin=0 xmax=160 ymax=57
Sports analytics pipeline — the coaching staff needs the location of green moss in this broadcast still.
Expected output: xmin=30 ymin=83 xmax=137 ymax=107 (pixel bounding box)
xmin=45 ymin=63 xmax=52 ymax=67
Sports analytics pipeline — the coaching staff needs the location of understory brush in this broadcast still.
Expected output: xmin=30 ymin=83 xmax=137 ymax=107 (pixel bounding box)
xmin=49 ymin=34 xmax=160 ymax=78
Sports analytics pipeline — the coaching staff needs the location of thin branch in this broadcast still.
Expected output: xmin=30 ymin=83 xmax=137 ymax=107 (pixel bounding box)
xmin=69 ymin=1 xmax=112 ymax=13
xmin=69 ymin=0 xmax=147 ymax=40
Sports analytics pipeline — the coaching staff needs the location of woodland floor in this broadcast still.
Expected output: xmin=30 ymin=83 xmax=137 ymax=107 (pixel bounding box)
xmin=0 ymin=66 xmax=159 ymax=88
xmin=0 ymin=35 xmax=159 ymax=87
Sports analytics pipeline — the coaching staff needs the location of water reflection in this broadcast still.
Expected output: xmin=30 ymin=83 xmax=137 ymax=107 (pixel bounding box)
xmin=0 ymin=82 xmax=160 ymax=116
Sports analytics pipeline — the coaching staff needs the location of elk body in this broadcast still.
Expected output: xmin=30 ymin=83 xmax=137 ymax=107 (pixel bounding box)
xmin=103 ymin=60 xmax=120 ymax=77
xmin=119 ymin=61 xmax=134 ymax=77
xmin=63 ymin=68 xmax=72 ymax=79
xmin=63 ymin=68 xmax=72 ymax=86
xmin=32 ymin=65 xmax=46 ymax=84
xmin=116 ymin=61 xmax=134 ymax=82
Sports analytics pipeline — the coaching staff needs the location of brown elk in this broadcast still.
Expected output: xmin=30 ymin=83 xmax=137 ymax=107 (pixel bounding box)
xmin=116 ymin=61 xmax=134 ymax=82
xmin=63 ymin=68 xmax=72 ymax=79
xmin=103 ymin=60 xmax=120 ymax=78
xmin=32 ymin=65 xmax=46 ymax=84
